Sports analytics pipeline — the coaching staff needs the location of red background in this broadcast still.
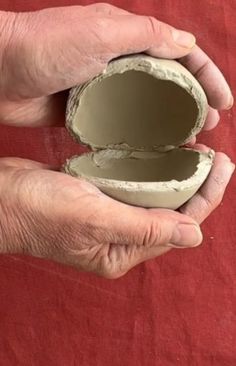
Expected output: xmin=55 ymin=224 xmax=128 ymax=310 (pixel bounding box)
xmin=0 ymin=1 xmax=236 ymax=365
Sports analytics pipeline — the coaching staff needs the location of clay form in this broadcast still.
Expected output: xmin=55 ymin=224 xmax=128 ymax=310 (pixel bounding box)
xmin=65 ymin=55 xmax=214 ymax=209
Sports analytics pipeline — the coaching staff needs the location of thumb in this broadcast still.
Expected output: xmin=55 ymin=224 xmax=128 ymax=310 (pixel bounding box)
xmin=0 ymin=7 xmax=196 ymax=101
xmin=109 ymin=14 xmax=196 ymax=59
xmin=102 ymin=198 xmax=203 ymax=249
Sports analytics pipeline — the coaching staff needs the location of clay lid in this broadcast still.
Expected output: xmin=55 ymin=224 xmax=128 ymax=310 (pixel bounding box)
xmin=66 ymin=55 xmax=208 ymax=151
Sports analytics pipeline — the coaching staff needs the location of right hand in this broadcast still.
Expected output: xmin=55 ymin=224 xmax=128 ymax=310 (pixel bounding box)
xmin=0 ymin=3 xmax=233 ymax=128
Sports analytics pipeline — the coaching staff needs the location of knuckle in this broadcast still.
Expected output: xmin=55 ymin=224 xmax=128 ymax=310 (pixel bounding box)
xmin=91 ymin=16 xmax=119 ymax=54
xmin=93 ymin=16 xmax=110 ymax=34
xmin=100 ymin=268 xmax=123 ymax=279
xmin=204 ymin=182 xmax=224 ymax=209
xmin=145 ymin=16 xmax=162 ymax=39
xmin=97 ymin=258 xmax=117 ymax=279
xmin=212 ymin=174 xmax=225 ymax=188
xmin=195 ymin=60 xmax=212 ymax=80
xmin=95 ymin=3 xmax=113 ymax=13
xmin=202 ymin=196 xmax=219 ymax=214
xmin=141 ymin=219 xmax=163 ymax=247
xmin=97 ymin=246 xmax=127 ymax=279
xmin=100 ymin=262 xmax=127 ymax=279
xmin=89 ymin=16 xmax=114 ymax=56
xmin=92 ymin=15 xmax=117 ymax=51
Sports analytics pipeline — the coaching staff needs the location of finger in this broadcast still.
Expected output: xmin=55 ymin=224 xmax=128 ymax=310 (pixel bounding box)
xmin=99 ymin=198 xmax=203 ymax=249
xmin=180 ymin=152 xmax=235 ymax=224
xmin=108 ymin=15 xmax=196 ymax=59
xmin=203 ymin=106 xmax=220 ymax=131
xmin=2 ymin=9 xmax=196 ymax=100
xmin=184 ymin=136 xmax=196 ymax=146
xmin=0 ymin=157 xmax=54 ymax=170
xmin=190 ymin=143 xmax=211 ymax=153
xmin=179 ymin=46 xmax=233 ymax=110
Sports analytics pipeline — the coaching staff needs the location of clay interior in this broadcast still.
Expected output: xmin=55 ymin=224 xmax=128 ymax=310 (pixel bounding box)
xmin=69 ymin=149 xmax=200 ymax=182
xmin=73 ymin=70 xmax=199 ymax=148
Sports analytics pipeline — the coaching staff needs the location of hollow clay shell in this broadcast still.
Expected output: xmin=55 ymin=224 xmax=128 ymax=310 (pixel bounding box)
xmin=64 ymin=55 xmax=213 ymax=209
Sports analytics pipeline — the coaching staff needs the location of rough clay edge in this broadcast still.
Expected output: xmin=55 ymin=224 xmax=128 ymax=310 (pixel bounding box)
xmin=65 ymin=54 xmax=209 ymax=151
xmin=63 ymin=148 xmax=215 ymax=193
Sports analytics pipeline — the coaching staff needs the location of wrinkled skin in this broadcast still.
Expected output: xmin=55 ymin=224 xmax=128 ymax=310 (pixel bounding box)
xmin=0 ymin=3 xmax=234 ymax=278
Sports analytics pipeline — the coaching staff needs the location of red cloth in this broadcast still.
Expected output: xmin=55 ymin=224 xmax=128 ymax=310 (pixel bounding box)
xmin=0 ymin=1 xmax=236 ymax=365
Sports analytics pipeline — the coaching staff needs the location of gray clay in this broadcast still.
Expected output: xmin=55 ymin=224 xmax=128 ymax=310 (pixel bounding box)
xmin=64 ymin=55 xmax=214 ymax=209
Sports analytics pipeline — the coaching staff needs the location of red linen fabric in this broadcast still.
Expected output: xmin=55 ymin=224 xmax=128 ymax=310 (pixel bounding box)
xmin=0 ymin=1 xmax=236 ymax=365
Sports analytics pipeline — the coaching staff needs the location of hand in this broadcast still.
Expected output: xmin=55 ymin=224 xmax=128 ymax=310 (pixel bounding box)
xmin=0 ymin=3 xmax=233 ymax=127
xmin=0 ymin=154 xmax=233 ymax=278
xmin=0 ymin=4 xmax=234 ymax=278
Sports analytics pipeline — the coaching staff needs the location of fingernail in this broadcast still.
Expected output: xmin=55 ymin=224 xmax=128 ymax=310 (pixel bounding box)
xmin=172 ymin=30 xmax=196 ymax=48
xmin=226 ymin=95 xmax=234 ymax=110
xmin=169 ymin=223 xmax=203 ymax=248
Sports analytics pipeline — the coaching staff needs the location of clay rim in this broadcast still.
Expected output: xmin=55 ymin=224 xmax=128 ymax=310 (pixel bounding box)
xmin=66 ymin=55 xmax=209 ymax=152
xmin=64 ymin=149 xmax=214 ymax=192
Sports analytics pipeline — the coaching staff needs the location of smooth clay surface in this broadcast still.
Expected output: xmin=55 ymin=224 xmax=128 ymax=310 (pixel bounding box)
xmin=65 ymin=55 xmax=213 ymax=209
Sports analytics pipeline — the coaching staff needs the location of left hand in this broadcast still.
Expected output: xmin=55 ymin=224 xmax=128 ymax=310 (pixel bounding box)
xmin=0 ymin=153 xmax=233 ymax=278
